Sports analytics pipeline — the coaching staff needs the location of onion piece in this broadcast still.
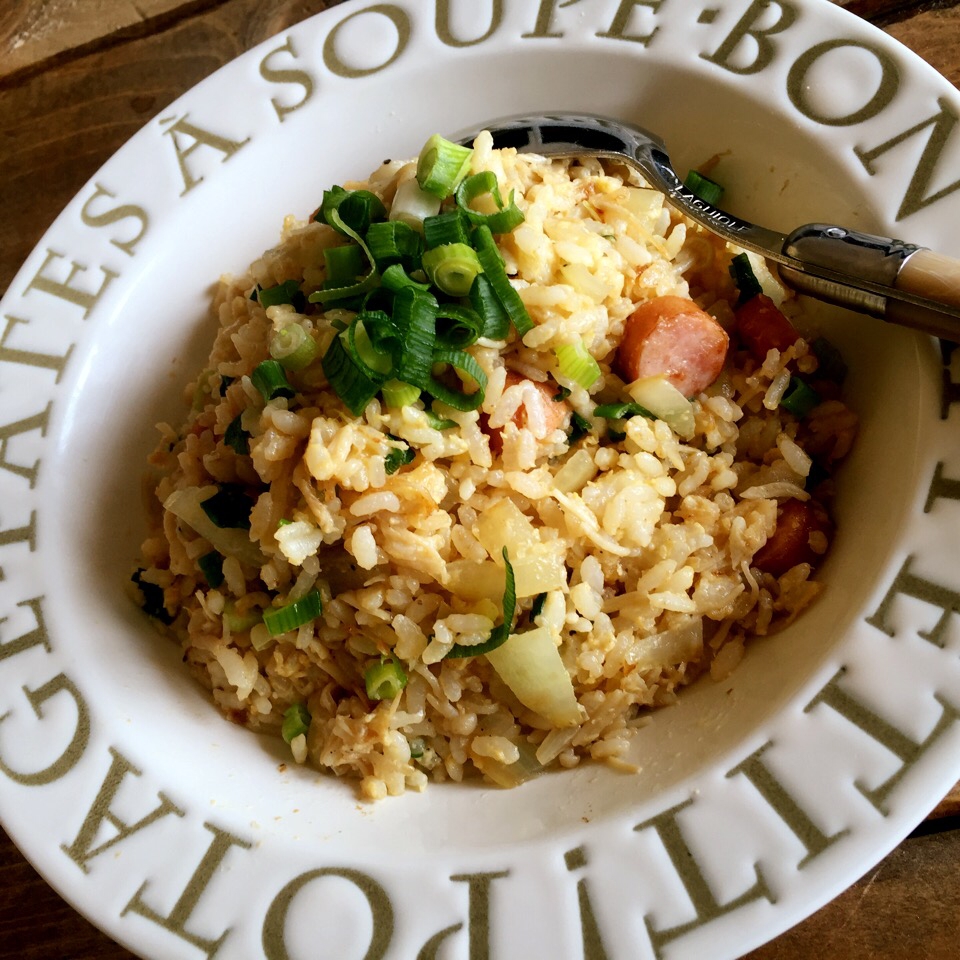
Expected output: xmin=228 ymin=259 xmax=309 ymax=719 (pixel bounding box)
xmin=164 ymin=486 xmax=265 ymax=569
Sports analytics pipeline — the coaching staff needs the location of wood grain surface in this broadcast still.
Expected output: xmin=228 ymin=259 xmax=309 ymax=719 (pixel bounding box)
xmin=1 ymin=1 xmax=959 ymax=958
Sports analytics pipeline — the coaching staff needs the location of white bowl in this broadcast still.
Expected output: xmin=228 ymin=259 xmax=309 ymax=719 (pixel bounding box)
xmin=1 ymin=2 xmax=959 ymax=958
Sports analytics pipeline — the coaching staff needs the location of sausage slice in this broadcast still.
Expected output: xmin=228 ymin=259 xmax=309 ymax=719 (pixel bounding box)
xmin=752 ymin=498 xmax=833 ymax=577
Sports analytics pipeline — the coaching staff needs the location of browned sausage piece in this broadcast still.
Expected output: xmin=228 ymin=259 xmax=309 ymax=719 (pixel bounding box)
xmin=616 ymin=295 xmax=729 ymax=397
xmin=752 ymin=498 xmax=833 ymax=577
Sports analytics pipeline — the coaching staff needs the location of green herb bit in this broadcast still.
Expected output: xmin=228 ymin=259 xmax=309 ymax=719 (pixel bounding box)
xmin=779 ymin=377 xmax=821 ymax=418
xmin=409 ymin=736 xmax=425 ymax=759
xmin=263 ymin=588 xmax=323 ymax=638
xmin=200 ymin=484 xmax=255 ymax=530
xmin=684 ymin=169 xmax=724 ymax=206
xmin=593 ymin=402 xmax=655 ymax=420
xmin=197 ymin=551 xmax=224 ymax=589
xmin=131 ymin=569 xmax=173 ymax=624
xmin=281 ymin=703 xmax=311 ymax=744
xmin=555 ymin=341 xmax=601 ymax=390
xmin=416 ymin=134 xmax=474 ymax=199
xmin=424 ymin=410 xmax=457 ymax=430
xmin=445 ymin=548 xmax=517 ymax=659
xmin=224 ymin=413 xmax=249 ymax=455
xmin=251 ymin=359 xmax=296 ymax=403
xmin=364 ymin=656 xmax=408 ymax=700
xmin=729 ymin=252 xmax=763 ymax=304
xmin=385 ymin=442 xmax=416 ymax=475
xmin=553 ymin=386 xmax=572 ymax=402
xmin=258 ymin=278 xmax=304 ymax=310
xmin=530 ymin=592 xmax=547 ymax=620
xmin=568 ymin=411 xmax=592 ymax=445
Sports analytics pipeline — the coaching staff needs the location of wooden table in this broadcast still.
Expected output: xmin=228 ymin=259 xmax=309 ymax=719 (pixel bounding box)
xmin=1 ymin=1 xmax=959 ymax=957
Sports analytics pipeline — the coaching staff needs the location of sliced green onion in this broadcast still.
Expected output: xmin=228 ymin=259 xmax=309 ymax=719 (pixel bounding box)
xmin=389 ymin=178 xmax=442 ymax=232
xmin=568 ymin=411 xmax=592 ymax=445
xmin=381 ymin=379 xmax=421 ymax=408
xmin=200 ymin=484 xmax=255 ymax=530
xmin=424 ymin=410 xmax=457 ymax=430
xmin=364 ymin=655 xmax=408 ymax=700
xmin=409 ymin=736 xmax=425 ymax=759
xmin=365 ymin=220 xmax=422 ymax=268
xmin=422 ymin=242 xmax=483 ymax=297
xmin=469 ymin=273 xmax=510 ymax=340
xmin=435 ymin=304 xmax=484 ymax=349
xmin=320 ymin=187 xmax=385 ymax=235
xmin=263 ymin=587 xmax=323 ymax=637
xmin=553 ymin=385 xmax=572 ymax=402
xmin=309 ymin=209 xmax=379 ymax=305
xmin=393 ymin=288 xmax=439 ymax=389
xmin=258 ymin=279 xmax=303 ymax=310
xmin=729 ymin=252 xmax=763 ymax=304
xmin=780 ymin=377 xmax=821 ymax=418
xmin=427 ymin=348 xmax=487 ymax=411
xmin=455 ymin=171 xmax=525 ymax=234
xmin=131 ymin=569 xmax=173 ymax=624
xmin=269 ymin=323 xmax=319 ymax=371
xmin=555 ymin=341 xmax=601 ymax=389
xmin=423 ymin=209 xmax=471 ymax=249
xmin=281 ymin=703 xmax=311 ymax=743
xmin=198 ymin=551 xmax=224 ymax=588
xmin=593 ymin=401 xmax=655 ymax=420
xmin=472 ymin=225 xmax=534 ymax=336
xmin=684 ymin=169 xmax=724 ymax=206
xmin=345 ymin=316 xmax=395 ymax=378
xmin=385 ymin=443 xmax=415 ymax=475
xmin=446 ymin=547 xmax=516 ymax=659
xmin=324 ymin=244 xmax=364 ymax=287
xmin=252 ymin=359 xmax=296 ymax=402
xmin=416 ymin=134 xmax=474 ymax=199
xmin=321 ymin=334 xmax=383 ymax=415
xmin=381 ymin=263 xmax=431 ymax=294
xmin=224 ymin=413 xmax=249 ymax=455
xmin=218 ymin=374 xmax=235 ymax=397
xmin=530 ymin=592 xmax=547 ymax=619
xmin=811 ymin=336 xmax=848 ymax=384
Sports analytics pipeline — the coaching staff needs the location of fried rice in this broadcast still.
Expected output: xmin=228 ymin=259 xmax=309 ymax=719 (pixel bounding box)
xmin=133 ymin=131 xmax=858 ymax=800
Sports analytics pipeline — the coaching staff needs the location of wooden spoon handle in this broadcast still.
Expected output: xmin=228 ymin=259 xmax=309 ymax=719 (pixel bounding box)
xmin=896 ymin=249 xmax=960 ymax=312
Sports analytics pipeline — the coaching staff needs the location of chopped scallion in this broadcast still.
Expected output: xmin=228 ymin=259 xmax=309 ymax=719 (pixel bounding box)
xmin=381 ymin=379 xmax=421 ymax=409
xmin=199 ymin=484 xmax=254 ymax=530
xmin=421 ymin=242 xmax=483 ymax=297
xmin=251 ymin=359 xmax=296 ymax=403
xmin=568 ymin=411 xmax=592 ymax=445
xmin=472 ymin=226 xmax=533 ymax=336
xmin=321 ymin=332 xmax=382 ymax=416
xmin=224 ymin=413 xmax=249 ymax=455
xmin=455 ymin=171 xmax=525 ymax=234
xmin=281 ymin=703 xmax=311 ymax=744
xmin=684 ymin=169 xmax=724 ymax=206
xmin=380 ymin=263 xmax=431 ymax=294
xmin=780 ymin=377 xmax=821 ymax=418
xmin=258 ymin=278 xmax=304 ymax=310
xmin=269 ymin=323 xmax=319 ymax=371
xmin=423 ymin=209 xmax=471 ymax=249
xmin=435 ymin=304 xmax=484 ymax=349
xmin=364 ymin=656 xmax=408 ymax=700
xmin=445 ymin=547 xmax=516 ymax=658
xmin=198 ymin=551 xmax=224 ymax=588
xmin=389 ymin=178 xmax=442 ymax=232
xmin=729 ymin=252 xmax=763 ymax=304
xmin=469 ymin=273 xmax=510 ymax=341
xmin=131 ymin=569 xmax=173 ymax=624
xmin=424 ymin=410 xmax=457 ymax=430
xmin=365 ymin=220 xmax=422 ymax=268
xmin=555 ymin=341 xmax=601 ymax=389
xmin=593 ymin=401 xmax=655 ymax=420
xmin=385 ymin=442 xmax=415 ymax=474
xmin=427 ymin=348 xmax=487 ymax=411
xmin=263 ymin=587 xmax=323 ymax=637
xmin=416 ymin=134 xmax=474 ymax=199
xmin=324 ymin=244 xmax=365 ymax=287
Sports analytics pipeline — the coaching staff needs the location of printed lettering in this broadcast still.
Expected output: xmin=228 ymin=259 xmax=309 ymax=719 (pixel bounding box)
xmin=728 ymin=742 xmax=847 ymax=867
xmin=24 ymin=249 xmax=118 ymax=318
xmin=0 ymin=316 xmax=73 ymax=381
xmin=854 ymin=97 xmax=960 ymax=220
xmin=449 ymin=871 xmax=510 ymax=960
xmin=322 ymin=5 xmax=411 ymax=78
xmin=635 ymin=798 xmax=773 ymax=958
xmin=925 ymin=461 xmax=960 ymax=512
xmin=80 ymin=184 xmax=149 ymax=256
xmin=787 ymin=40 xmax=898 ymax=126
xmin=701 ymin=0 xmax=798 ymax=76
xmin=597 ymin=0 xmax=664 ymax=46
xmin=565 ymin=847 xmax=611 ymax=960
xmin=436 ymin=0 xmax=503 ymax=47
xmin=866 ymin=554 xmax=960 ymax=648
xmin=417 ymin=923 xmax=462 ymax=960
xmin=0 ymin=403 xmax=50 ymax=487
xmin=0 ymin=595 xmax=47 ymax=661
xmin=940 ymin=340 xmax=960 ymax=420
xmin=259 ymin=37 xmax=315 ymax=122
xmin=522 ymin=0 xmax=585 ymax=39
xmin=0 ymin=509 xmax=37 ymax=581
xmin=123 ymin=822 xmax=251 ymax=958
xmin=160 ymin=115 xmax=251 ymax=197
xmin=61 ymin=746 xmax=185 ymax=873
xmin=262 ymin=866 xmax=393 ymax=960
xmin=0 ymin=672 xmax=90 ymax=785
xmin=807 ymin=668 xmax=960 ymax=812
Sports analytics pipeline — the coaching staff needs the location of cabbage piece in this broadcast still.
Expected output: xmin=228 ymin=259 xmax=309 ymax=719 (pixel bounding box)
xmin=628 ymin=375 xmax=695 ymax=439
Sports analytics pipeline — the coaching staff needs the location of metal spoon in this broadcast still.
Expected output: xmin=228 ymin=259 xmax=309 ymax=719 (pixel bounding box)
xmin=456 ymin=112 xmax=960 ymax=342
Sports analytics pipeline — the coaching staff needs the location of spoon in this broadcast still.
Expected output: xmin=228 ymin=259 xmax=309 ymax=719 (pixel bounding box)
xmin=456 ymin=112 xmax=960 ymax=342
